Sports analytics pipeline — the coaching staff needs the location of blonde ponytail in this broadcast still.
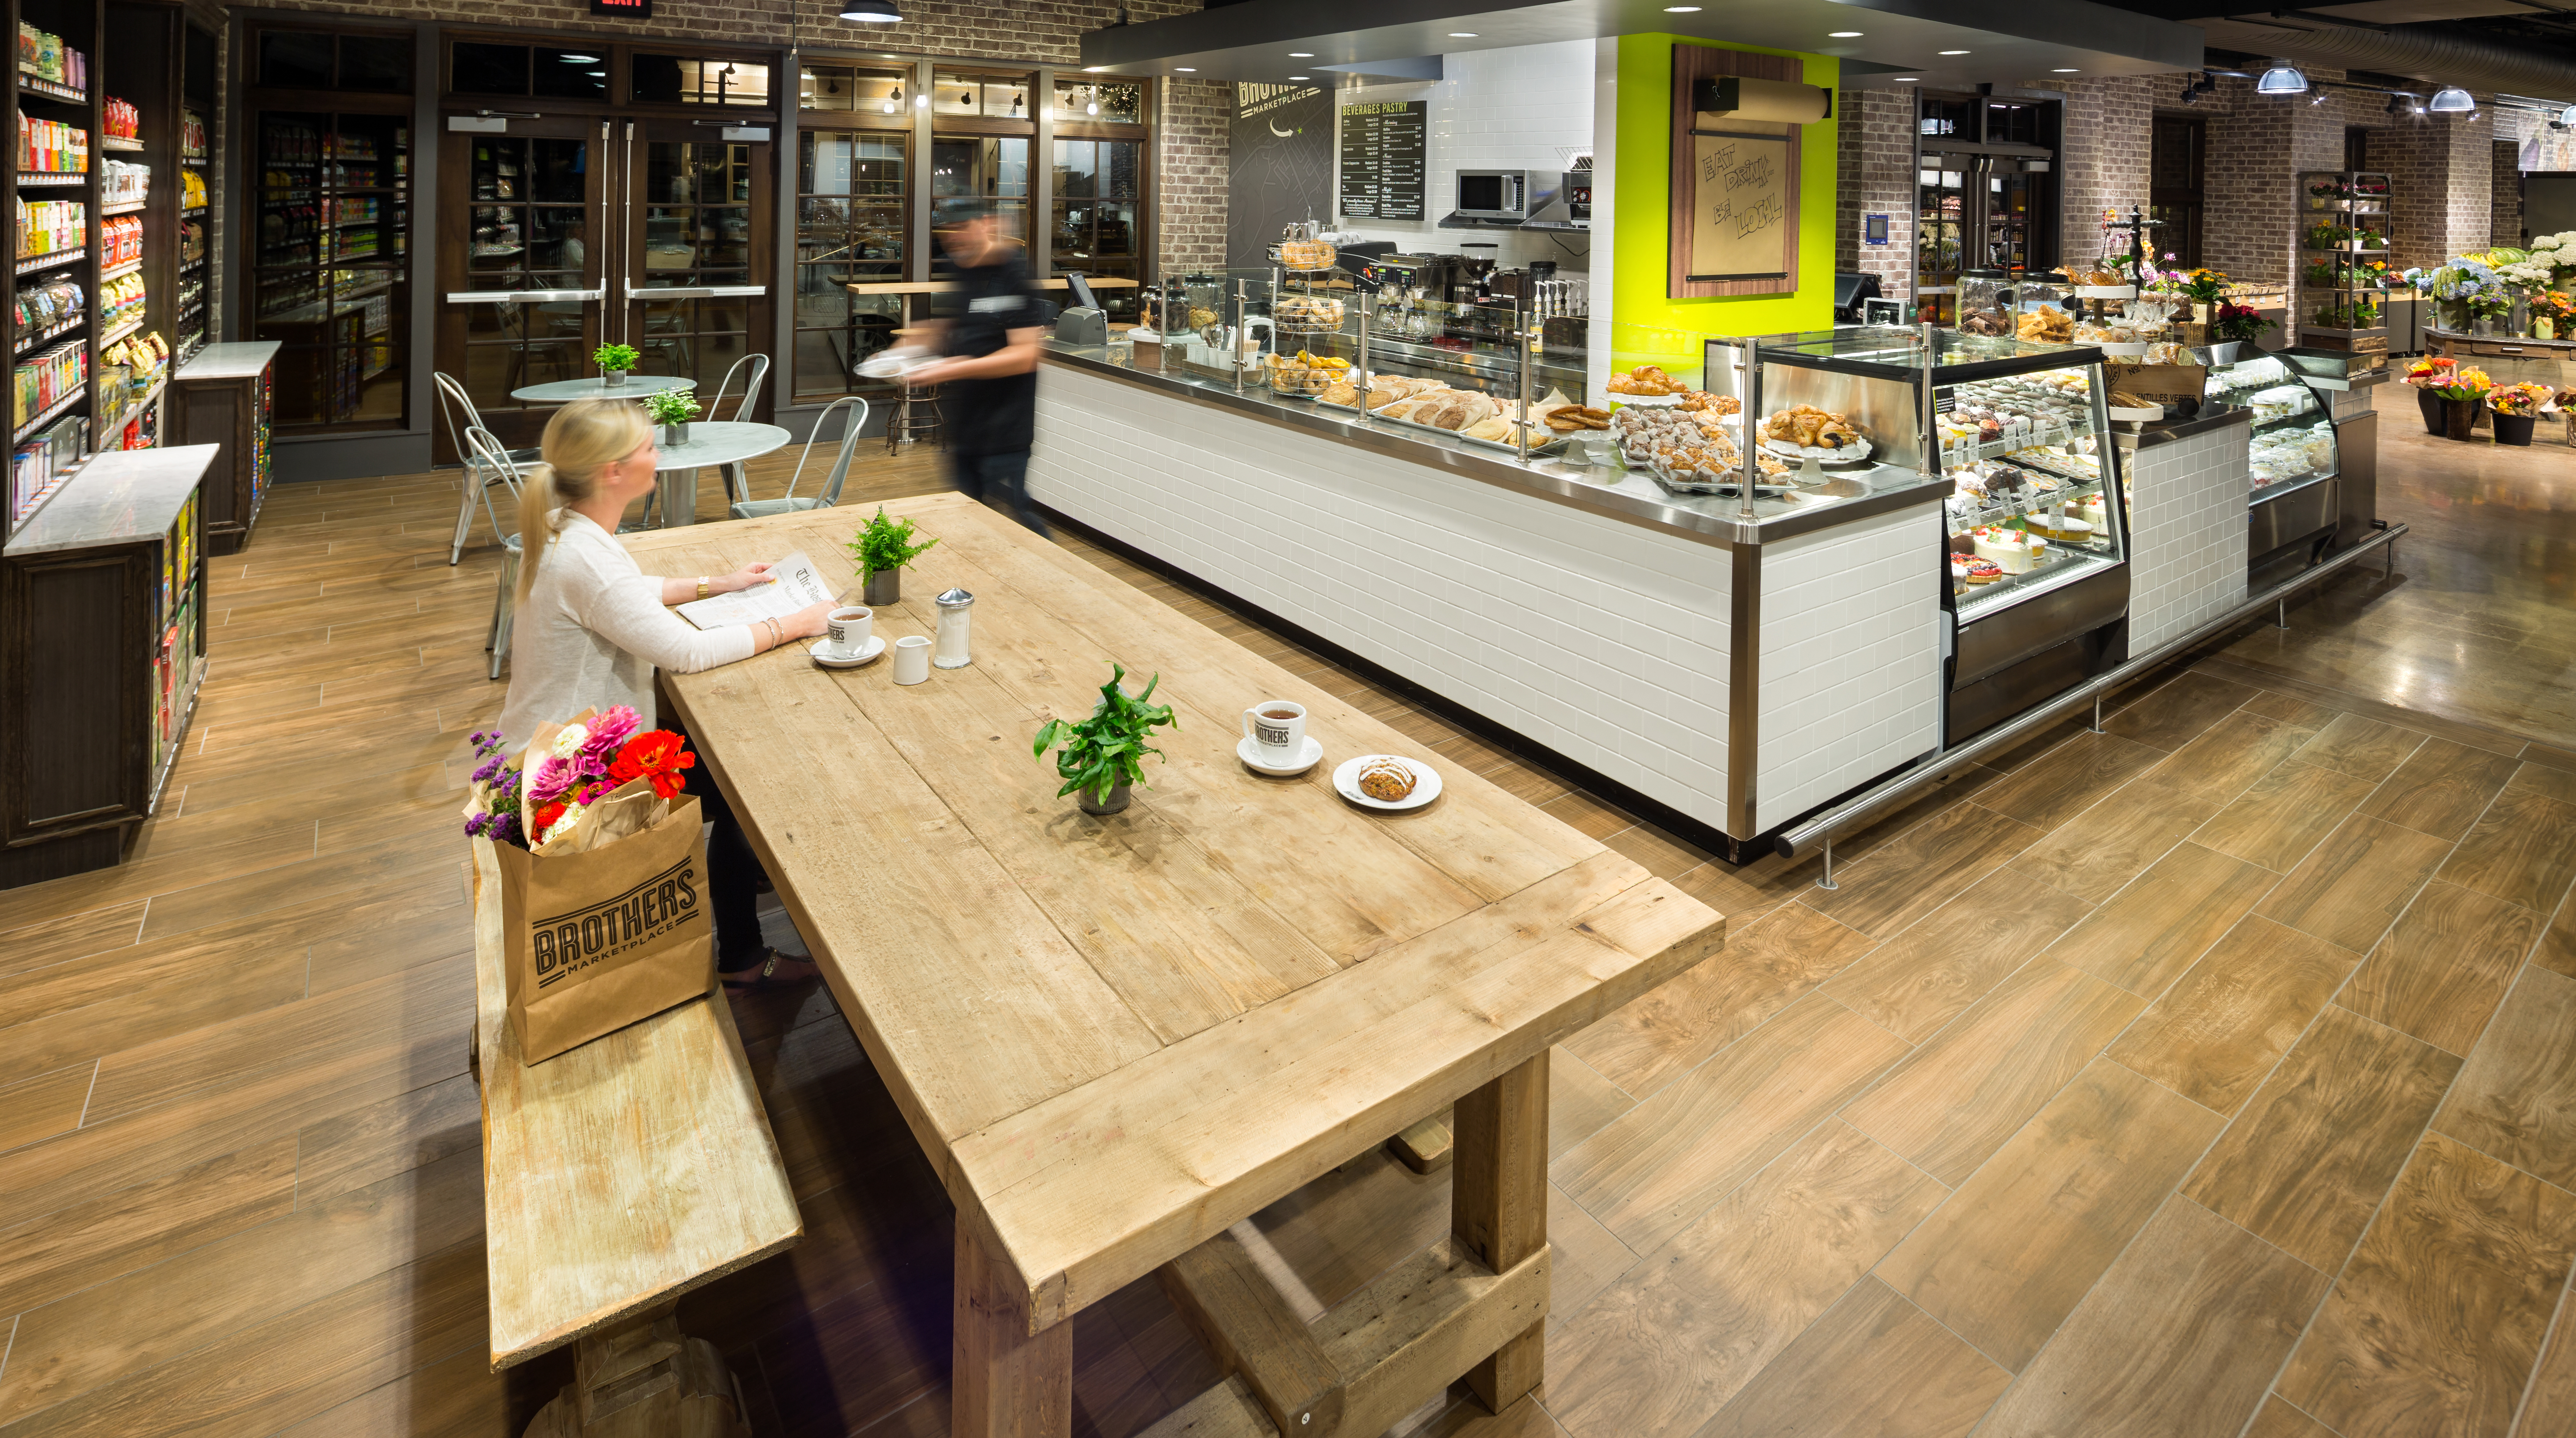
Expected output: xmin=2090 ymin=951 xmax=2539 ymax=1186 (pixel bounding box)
xmin=514 ymin=398 xmax=652 ymax=604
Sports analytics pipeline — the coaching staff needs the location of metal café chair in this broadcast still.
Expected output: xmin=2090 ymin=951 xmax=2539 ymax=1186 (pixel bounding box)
xmin=698 ymin=353 xmax=771 ymax=507
xmin=729 ymin=396 xmax=870 ymax=521
xmin=433 ymin=372 xmax=541 ymax=566
xmin=463 ymin=425 xmax=530 ymax=681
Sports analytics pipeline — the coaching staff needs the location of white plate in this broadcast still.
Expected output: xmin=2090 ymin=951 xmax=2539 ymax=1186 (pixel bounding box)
xmin=811 ymin=634 xmax=886 ymax=668
xmin=1332 ymin=754 xmax=1443 ymax=812
xmin=1238 ymin=734 xmax=1324 ymax=777
xmin=858 ymin=350 xmax=932 ymax=379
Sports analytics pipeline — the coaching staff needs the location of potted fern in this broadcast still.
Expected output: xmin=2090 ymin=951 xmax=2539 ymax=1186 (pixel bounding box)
xmin=1032 ymin=663 xmax=1178 ymax=816
xmin=846 ymin=507 xmax=938 ymax=606
xmin=594 ymin=342 xmax=640 ymax=387
xmin=644 ymin=389 xmax=700 ymax=448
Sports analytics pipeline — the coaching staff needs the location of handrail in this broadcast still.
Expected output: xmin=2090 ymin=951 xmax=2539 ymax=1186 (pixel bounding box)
xmin=1777 ymin=520 xmax=2409 ymax=877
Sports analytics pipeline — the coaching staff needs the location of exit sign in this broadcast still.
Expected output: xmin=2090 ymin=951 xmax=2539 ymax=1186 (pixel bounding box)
xmin=589 ymin=0 xmax=651 ymax=15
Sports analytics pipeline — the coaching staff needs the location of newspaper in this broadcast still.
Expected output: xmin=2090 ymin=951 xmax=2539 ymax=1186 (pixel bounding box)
xmin=674 ymin=550 xmax=838 ymax=629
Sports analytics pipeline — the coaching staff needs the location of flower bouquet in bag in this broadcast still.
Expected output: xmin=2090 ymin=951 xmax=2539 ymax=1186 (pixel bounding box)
xmin=463 ymin=706 xmax=715 ymax=1062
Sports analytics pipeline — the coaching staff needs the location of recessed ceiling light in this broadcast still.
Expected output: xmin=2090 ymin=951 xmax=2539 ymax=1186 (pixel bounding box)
xmin=1175 ymin=66 xmax=1195 ymax=71
xmin=2053 ymin=67 xmax=2079 ymax=72
xmin=1938 ymin=49 xmax=1970 ymax=55
xmin=560 ymin=53 xmax=599 ymax=62
xmin=1289 ymin=51 xmax=1314 ymax=57
xmin=1448 ymin=32 xmax=1478 ymax=38
xmin=1828 ymin=30 xmax=1861 ymax=37
xmin=1664 ymin=5 xmax=1703 ymax=11
xmin=1082 ymin=65 xmax=1108 ymax=72
xmin=1895 ymin=76 xmax=1919 ymax=82
xmin=1290 ymin=75 xmax=1309 ymax=80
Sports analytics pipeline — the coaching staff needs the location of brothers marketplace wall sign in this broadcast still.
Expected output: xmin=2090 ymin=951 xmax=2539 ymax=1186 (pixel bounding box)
xmin=1227 ymin=81 xmax=1330 ymax=270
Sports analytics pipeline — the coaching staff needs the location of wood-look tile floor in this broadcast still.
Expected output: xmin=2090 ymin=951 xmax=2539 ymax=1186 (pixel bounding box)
xmin=3 ymin=421 xmax=2575 ymax=1438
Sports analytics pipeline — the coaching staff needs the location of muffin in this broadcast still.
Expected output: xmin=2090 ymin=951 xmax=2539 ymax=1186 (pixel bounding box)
xmin=1357 ymin=759 xmax=1418 ymax=801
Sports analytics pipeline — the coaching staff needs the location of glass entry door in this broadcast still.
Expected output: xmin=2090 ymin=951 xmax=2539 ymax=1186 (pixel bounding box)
xmin=621 ymin=123 xmax=773 ymax=409
xmin=436 ymin=119 xmax=605 ymax=453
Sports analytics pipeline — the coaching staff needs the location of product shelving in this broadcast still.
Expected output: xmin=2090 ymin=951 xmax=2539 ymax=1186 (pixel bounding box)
xmin=98 ymin=256 xmax=138 ymax=281
xmin=14 ymin=386 xmax=85 ymax=443
xmin=13 ymin=314 xmax=80 ymax=354
xmin=12 ymin=248 xmax=83 ymax=276
xmin=2296 ymin=171 xmax=2393 ymax=355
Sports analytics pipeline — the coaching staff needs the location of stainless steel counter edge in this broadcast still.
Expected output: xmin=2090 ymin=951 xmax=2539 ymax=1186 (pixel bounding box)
xmin=2114 ymin=407 xmax=2254 ymax=448
xmin=1042 ymin=342 xmax=1949 ymax=550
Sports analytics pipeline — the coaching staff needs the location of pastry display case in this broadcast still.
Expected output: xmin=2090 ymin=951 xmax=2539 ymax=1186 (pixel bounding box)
xmin=2200 ymin=350 xmax=2344 ymax=559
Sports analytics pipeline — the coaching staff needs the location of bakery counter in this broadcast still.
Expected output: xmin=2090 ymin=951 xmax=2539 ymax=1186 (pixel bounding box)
xmin=1032 ymin=340 xmax=1948 ymax=856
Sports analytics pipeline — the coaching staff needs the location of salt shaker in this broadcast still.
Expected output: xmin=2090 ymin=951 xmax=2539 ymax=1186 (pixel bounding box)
xmin=933 ymin=587 xmax=974 ymax=669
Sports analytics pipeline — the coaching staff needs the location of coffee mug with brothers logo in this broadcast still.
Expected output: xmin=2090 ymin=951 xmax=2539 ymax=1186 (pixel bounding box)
xmin=1242 ymin=700 xmax=1306 ymax=762
xmin=826 ymin=605 xmax=873 ymax=656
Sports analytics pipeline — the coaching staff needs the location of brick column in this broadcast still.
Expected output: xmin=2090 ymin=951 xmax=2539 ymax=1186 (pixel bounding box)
xmin=1834 ymin=86 xmax=1915 ymax=298
xmin=2049 ymin=76 xmax=2156 ymax=268
xmin=1157 ymin=78 xmax=1229 ymax=274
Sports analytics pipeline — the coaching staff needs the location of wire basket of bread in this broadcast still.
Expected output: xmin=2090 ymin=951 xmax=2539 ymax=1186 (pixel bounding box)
xmin=1265 ymin=349 xmax=1351 ymax=396
xmin=1276 ymin=238 xmax=1337 ymax=272
xmin=1273 ymin=294 xmax=1348 ymax=334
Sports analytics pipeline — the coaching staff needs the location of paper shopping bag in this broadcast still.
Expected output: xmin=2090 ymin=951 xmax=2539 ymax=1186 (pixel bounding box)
xmin=492 ymin=791 xmax=712 ymax=1062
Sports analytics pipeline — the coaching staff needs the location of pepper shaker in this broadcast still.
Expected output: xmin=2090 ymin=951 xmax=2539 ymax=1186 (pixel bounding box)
xmin=933 ymin=587 xmax=974 ymax=669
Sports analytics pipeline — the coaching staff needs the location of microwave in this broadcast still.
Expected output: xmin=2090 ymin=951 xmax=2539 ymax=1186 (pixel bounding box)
xmin=1455 ymin=169 xmax=1536 ymax=221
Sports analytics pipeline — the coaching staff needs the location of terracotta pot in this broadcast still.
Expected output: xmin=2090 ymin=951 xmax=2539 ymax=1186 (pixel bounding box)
xmin=2442 ymin=398 xmax=2479 ymax=441
xmin=2494 ymin=413 xmax=2538 ymax=447
xmin=2418 ymin=386 xmax=2445 ymax=436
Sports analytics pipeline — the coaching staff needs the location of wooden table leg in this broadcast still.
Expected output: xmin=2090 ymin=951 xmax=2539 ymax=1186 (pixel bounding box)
xmin=1451 ymin=1050 xmax=1549 ymax=1415
xmin=519 ymin=1302 xmax=752 ymax=1438
xmin=955 ymin=1224 xmax=1072 ymax=1438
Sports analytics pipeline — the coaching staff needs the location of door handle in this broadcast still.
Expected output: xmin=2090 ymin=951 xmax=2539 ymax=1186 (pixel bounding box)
xmin=444 ymin=288 xmax=606 ymax=303
xmin=626 ymin=285 xmax=768 ymax=298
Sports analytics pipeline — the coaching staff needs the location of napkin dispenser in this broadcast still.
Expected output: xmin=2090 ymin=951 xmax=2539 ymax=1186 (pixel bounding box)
xmin=1054 ymin=307 xmax=1109 ymax=345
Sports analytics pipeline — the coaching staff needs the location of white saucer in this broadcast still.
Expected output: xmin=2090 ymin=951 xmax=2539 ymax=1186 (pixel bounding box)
xmin=1332 ymin=754 xmax=1443 ymax=812
xmin=810 ymin=634 xmax=886 ymax=668
xmin=1238 ymin=734 xmax=1323 ymax=777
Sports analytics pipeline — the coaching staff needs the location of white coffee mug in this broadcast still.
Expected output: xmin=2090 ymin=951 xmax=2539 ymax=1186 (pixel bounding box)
xmin=826 ymin=605 xmax=872 ymax=656
xmin=893 ymin=634 xmax=932 ymax=685
xmin=1242 ymin=699 xmax=1305 ymax=761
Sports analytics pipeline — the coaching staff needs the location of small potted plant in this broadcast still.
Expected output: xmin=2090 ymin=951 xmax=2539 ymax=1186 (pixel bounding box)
xmin=2487 ymin=381 xmax=2553 ymax=447
xmin=594 ymin=343 xmax=640 ymax=387
xmin=644 ymin=389 xmax=700 ymax=447
xmin=845 ymin=506 xmax=938 ymax=607
xmin=1031 ymin=662 xmax=1178 ymax=816
xmin=2207 ymin=300 xmax=2276 ymax=364
xmin=2433 ymin=365 xmax=2495 ymax=441
xmin=2402 ymin=355 xmax=2458 ymax=436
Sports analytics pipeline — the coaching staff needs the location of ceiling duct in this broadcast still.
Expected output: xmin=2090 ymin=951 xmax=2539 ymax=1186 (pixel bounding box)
xmin=2243 ymin=19 xmax=2576 ymax=100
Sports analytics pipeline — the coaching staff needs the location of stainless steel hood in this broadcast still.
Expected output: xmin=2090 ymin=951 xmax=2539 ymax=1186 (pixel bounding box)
xmin=1078 ymin=0 xmax=2206 ymax=90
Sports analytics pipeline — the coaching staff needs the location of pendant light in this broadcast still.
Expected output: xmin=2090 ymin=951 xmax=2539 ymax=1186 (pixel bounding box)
xmin=2255 ymin=61 xmax=2308 ymax=95
xmin=2559 ymin=101 xmax=2576 ymax=127
xmin=839 ymin=0 xmax=902 ymax=21
xmin=2429 ymin=85 xmax=2475 ymax=114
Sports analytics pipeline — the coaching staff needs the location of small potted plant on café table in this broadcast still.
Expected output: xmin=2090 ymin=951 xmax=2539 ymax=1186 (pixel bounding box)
xmin=1031 ymin=662 xmax=1178 ymax=817
xmin=645 ymin=389 xmax=701 ymax=448
xmin=846 ymin=507 xmax=938 ymax=606
xmin=594 ymin=342 xmax=640 ymax=387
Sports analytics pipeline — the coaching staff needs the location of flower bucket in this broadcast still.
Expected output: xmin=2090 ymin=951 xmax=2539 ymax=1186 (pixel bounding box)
xmin=2495 ymin=413 xmax=2538 ymax=446
xmin=2206 ymin=341 xmax=2242 ymax=365
xmin=2443 ymin=398 xmax=2480 ymax=441
xmin=2418 ymin=387 xmax=2445 ymax=436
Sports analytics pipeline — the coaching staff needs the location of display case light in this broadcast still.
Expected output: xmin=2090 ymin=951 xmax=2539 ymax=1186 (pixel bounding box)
xmin=2429 ymin=85 xmax=2474 ymax=113
xmin=2255 ymin=62 xmax=2308 ymax=96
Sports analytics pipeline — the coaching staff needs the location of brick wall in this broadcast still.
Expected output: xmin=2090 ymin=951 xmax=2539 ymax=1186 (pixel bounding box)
xmin=1834 ymin=86 xmax=1914 ymax=296
xmin=1159 ymin=77 xmax=1227 ymax=271
xmin=2374 ymin=107 xmax=2497 ymax=268
xmin=2043 ymin=76 xmax=2157 ymax=268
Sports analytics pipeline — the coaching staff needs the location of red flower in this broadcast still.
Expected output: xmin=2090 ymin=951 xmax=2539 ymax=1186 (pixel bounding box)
xmin=610 ymin=730 xmax=697 ymax=799
xmin=531 ymin=800 xmax=568 ymax=837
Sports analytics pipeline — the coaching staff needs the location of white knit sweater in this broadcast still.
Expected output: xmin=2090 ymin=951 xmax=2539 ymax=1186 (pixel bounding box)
xmin=496 ymin=510 xmax=755 ymax=744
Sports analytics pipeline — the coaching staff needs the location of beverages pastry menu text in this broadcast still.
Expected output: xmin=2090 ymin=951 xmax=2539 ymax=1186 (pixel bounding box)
xmin=1339 ymin=102 xmax=1426 ymax=222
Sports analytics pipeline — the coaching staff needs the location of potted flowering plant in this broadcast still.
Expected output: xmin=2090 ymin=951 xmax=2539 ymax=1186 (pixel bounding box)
xmin=593 ymin=343 xmax=640 ymax=387
xmin=845 ymin=506 xmax=938 ymax=606
xmin=644 ymin=388 xmax=701 ymax=448
xmin=2487 ymin=381 xmax=2554 ymax=447
xmin=2533 ymin=291 xmax=2576 ymax=341
xmin=2207 ymin=301 xmax=2275 ymax=363
xmin=2402 ymin=356 xmax=2458 ymax=435
xmin=1031 ymin=662 xmax=1178 ymax=816
xmin=2432 ymin=366 xmax=2495 ymax=441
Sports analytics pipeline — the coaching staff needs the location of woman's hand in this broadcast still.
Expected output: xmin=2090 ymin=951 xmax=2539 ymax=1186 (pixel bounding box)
xmin=784 ymin=600 xmax=835 ymax=639
xmin=720 ymin=562 xmax=773 ymax=593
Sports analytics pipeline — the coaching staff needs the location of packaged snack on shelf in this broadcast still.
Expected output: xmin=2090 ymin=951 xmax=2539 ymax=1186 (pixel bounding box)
xmin=101 ymin=158 xmax=148 ymax=204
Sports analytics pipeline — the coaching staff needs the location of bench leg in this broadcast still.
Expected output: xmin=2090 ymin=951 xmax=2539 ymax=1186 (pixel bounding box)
xmin=1452 ymin=1050 xmax=1550 ymax=1414
xmin=520 ymin=1302 xmax=751 ymax=1438
xmin=954 ymin=1224 xmax=1072 ymax=1438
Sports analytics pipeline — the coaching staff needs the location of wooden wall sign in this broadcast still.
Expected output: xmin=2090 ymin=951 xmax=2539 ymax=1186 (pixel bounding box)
xmin=1670 ymin=44 xmax=1802 ymax=299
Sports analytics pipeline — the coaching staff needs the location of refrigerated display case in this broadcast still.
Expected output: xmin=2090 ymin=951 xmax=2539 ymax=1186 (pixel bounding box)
xmin=2199 ymin=350 xmax=2356 ymax=562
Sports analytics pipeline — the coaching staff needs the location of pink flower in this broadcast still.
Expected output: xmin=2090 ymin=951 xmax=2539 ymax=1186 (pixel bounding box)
xmin=578 ymin=706 xmax=642 ymax=770
xmin=526 ymin=755 xmax=576 ymax=807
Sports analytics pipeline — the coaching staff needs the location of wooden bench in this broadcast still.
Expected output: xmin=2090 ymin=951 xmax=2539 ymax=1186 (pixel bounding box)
xmin=469 ymin=841 xmax=804 ymax=1437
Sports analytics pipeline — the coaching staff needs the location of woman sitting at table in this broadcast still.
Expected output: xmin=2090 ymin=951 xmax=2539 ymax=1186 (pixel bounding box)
xmin=497 ymin=398 xmax=834 ymax=990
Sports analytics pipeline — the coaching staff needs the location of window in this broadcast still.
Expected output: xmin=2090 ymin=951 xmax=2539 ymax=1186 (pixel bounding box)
xmin=932 ymin=135 xmax=1028 ymax=225
xmin=933 ymin=70 xmax=1033 ymax=119
xmin=449 ymin=43 xmax=607 ymax=101
xmin=795 ymin=130 xmax=908 ymax=400
xmin=801 ymin=63 xmax=906 ymax=115
xmin=632 ymin=55 xmax=773 ymax=107
xmin=250 ymin=111 xmax=411 ymax=430
xmin=1052 ymin=78 xmax=1143 ymax=124
xmin=1052 ymin=138 xmax=1140 ymax=316
xmin=1919 ymin=97 xmax=1974 ymax=137
xmin=257 ymin=29 xmax=414 ymax=92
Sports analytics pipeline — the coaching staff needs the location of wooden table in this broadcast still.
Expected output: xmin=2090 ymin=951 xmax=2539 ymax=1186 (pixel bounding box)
xmin=470 ymin=842 xmax=801 ymax=1434
xmin=627 ymin=496 xmax=1724 ymax=1438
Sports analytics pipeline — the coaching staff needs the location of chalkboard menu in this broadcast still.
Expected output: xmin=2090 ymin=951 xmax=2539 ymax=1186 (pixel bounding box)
xmin=1339 ymin=101 xmax=1427 ymax=221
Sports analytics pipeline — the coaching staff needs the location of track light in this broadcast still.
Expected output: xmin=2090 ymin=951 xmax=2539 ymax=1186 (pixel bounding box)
xmin=2179 ymin=72 xmax=2215 ymax=105
xmin=2429 ymin=85 xmax=2474 ymax=113
xmin=2256 ymin=61 xmax=2308 ymax=96
xmin=839 ymin=0 xmax=901 ymax=20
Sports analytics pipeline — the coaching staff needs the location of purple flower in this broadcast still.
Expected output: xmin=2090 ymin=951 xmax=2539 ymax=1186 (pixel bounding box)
xmin=526 ymin=755 xmax=576 ymax=807
xmin=472 ymin=753 xmax=507 ymax=784
xmin=578 ymin=706 xmax=642 ymax=770
xmin=464 ymin=812 xmax=488 ymax=837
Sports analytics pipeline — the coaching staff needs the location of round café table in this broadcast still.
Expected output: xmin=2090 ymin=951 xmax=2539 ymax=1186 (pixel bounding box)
xmin=511 ymin=374 xmax=697 ymax=403
xmin=644 ymin=421 xmax=792 ymax=527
